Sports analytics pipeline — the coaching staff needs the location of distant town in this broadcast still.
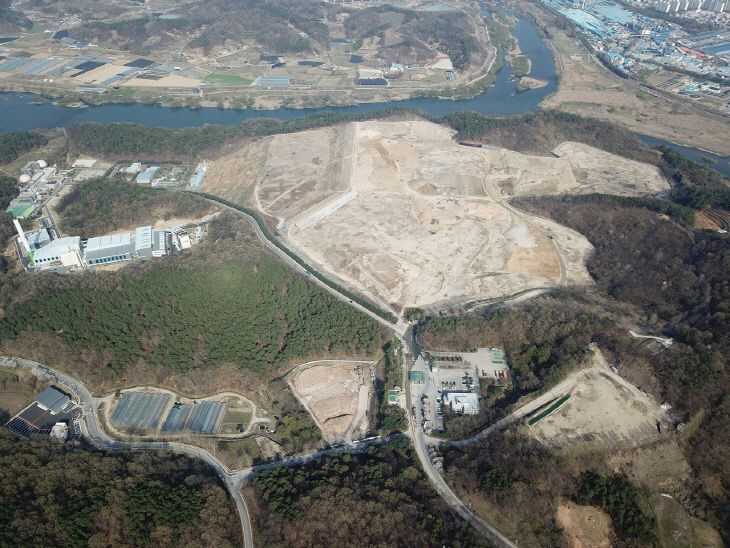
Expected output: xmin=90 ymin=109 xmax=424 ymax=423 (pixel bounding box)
xmin=541 ymin=0 xmax=730 ymax=112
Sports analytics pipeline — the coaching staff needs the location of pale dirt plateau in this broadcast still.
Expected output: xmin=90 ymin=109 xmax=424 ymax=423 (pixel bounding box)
xmin=204 ymin=120 xmax=668 ymax=309
xmin=290 ymin=363 xmax=364 ymax=441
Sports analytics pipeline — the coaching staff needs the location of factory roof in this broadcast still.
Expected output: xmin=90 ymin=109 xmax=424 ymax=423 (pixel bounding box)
xmin=35 ymin=386 xmax=70 ymax=413
xmin=29 ymin=229 xmax=51 ymax=247
xmin=445 ymin=391 xmax=479 ymax=412
xmin=135 ymin=226 xmax=153 ymax=251
xmin=86 ymin=232 xmax=132 ymax=252
xmin=33 ymin=236 xmax=81 ymax=261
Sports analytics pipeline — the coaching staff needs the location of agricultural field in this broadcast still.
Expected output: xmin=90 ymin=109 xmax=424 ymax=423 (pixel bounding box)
xmin=204 ymin=120 xmax=670 ymax=310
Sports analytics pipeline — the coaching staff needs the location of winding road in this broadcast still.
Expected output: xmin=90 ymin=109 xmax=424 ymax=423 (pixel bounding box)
xmin=3 ymin=194 xmax=523 ymax=547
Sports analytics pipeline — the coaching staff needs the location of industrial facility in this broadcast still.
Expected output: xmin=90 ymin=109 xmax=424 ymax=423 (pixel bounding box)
xmin=13 ymin=218 xmax=174 ymax=271
xmin=4 ymin=386 xmax=79 ymax=441
xmin=6 ymin=160 xmax=69 ymax=219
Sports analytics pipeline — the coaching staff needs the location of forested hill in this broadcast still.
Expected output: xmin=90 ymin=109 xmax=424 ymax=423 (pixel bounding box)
xmin=0 ymin=432 xmax=241 ymax=546
xmin=252 ymin=437 xmax=483 ymax=546
xmin=65 ymin=108 xmax=418 ymax=160
xmin=56 ymin=178 xmax=214 ymax=238
xmin=0 ymin=214 xmax=386 ymax=390
xmin=0 ymin=131 xmax=48 ymax=165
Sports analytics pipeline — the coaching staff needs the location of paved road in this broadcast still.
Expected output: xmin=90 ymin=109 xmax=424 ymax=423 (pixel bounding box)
xmin=402 ymin=349 xmax=517 ymax=548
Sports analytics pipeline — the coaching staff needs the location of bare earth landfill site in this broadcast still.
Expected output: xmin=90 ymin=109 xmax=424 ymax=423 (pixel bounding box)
xmin=204 ymin=120 xmax=668 ymax=310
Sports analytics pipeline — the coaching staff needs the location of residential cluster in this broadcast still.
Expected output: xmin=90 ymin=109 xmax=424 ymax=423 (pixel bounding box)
xmin=541 ymin=0 xmax=730 ymax=110
xmin=629 ymin=0 xmax=730 ymax=27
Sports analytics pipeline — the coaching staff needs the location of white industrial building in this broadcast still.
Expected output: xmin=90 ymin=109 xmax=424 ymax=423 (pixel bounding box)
xmin=134 ymin=226 xmax=167 ymax=259
xmin=32 ymin=236 xmax=83 ymax=268
xmin=85 ymin=233 xmax=134 ymax=266
xmin=14 ymin=218 xmax=173 ymax=271
xmin=444 ymin=392 xmax=480 ymax=415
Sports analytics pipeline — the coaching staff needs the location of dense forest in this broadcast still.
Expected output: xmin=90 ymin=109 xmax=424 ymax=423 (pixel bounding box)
xmin=251 ymin=437 xmax=483 ymax=546
xmin=0 ymin=176 xmax=19 ymax=273
xmin=660 ymin=147 xmax=730 ymax=210
xmin=56 ymin=178 xmax=214 ymax=237
xmin=0 ymin=432 xmax=241 ymax=546
xmin=0 ymin=214 xmax=386 ymax=384
xmin=0 ymin=131 xmax=48 ymax=165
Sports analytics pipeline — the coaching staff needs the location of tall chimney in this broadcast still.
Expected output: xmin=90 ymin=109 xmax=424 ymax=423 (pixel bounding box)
xmin=13 ymin=218 xmax=31 ymax=254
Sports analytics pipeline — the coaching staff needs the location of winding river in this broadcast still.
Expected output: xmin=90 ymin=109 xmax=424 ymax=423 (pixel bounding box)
xmin=1 ymin=14 xmax=728 ymax=173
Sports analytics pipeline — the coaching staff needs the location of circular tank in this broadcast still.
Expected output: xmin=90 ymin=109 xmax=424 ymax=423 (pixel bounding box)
xmin=37 ymin=160 xmax=48 ymax=168
xmin=18 ymin=174 xmax=31 ymax=184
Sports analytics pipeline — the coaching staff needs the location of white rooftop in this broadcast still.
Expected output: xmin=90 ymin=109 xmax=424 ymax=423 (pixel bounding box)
xmin=33 ymin=236 xmax=81 ymax=261
xmin=86 ymin=232 xmax=132 ymax=252
xmin=135 ymin=226 xmax=153 ymax=251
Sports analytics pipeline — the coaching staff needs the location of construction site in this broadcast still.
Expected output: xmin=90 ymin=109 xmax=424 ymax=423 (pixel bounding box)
xmin=524 ymin=348 xmax=669 ymax=449
xmin=287 ymin=361 xmax=373 ymax=443
xmin=203 ymin=120 xmax=669 ymax=309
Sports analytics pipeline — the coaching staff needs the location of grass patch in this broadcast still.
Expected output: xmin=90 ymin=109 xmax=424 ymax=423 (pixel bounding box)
xmin=204 ymin=74 xmax=253 ymax=85
xmin=512 ymin=55 xmax=530 ymax=77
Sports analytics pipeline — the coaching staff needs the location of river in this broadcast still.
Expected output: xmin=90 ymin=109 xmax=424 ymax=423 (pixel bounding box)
xmin=0 ymin=14 xmax=555 ymax=130
xmin=0 ymin=14 xmax=726 ymax=171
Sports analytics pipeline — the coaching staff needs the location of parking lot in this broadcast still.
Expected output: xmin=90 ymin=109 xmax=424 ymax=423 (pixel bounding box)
xmin=410 ymin=348 xmax=510 ymax=433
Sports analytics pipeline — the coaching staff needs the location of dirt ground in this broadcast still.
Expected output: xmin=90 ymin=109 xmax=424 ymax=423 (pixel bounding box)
xmin=202 ymin=119 xmax=678 ymax=309
xmin=255 ymin=436 xmax=284 ymax=460
xmin=528 ymin=2 xmax=730 ymax=156
xmin=552 ymin=142 xmax=668 ymax=196
xmin=694 ymin=211 xmax=722 ymax=230
xmin=555 ymin=502 xmax=613 ymax=548
xmin=528 ymin=349 xmax=667 ymax=448
xmin=289 ymin=362 xmax=369 ymax=442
